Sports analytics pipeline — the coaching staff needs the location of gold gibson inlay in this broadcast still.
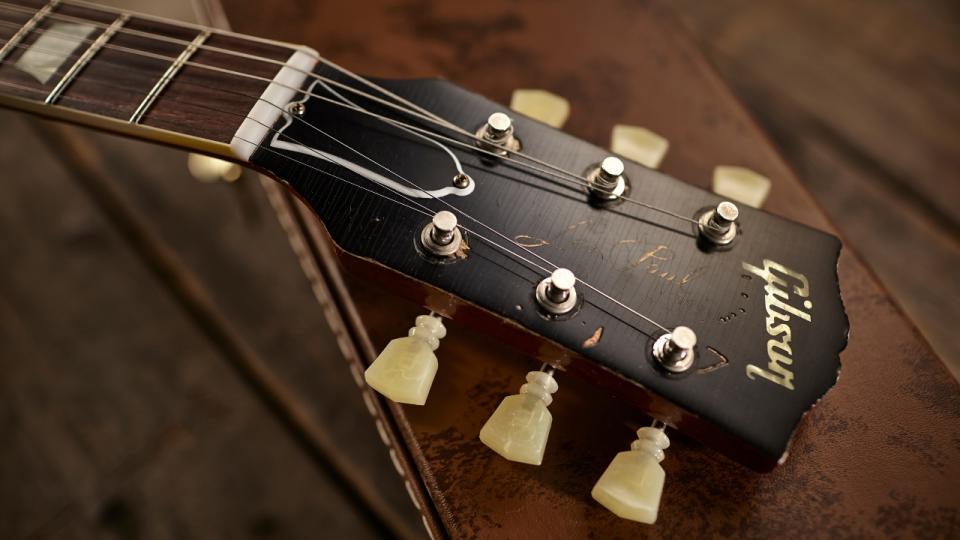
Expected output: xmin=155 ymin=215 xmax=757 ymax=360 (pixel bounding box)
xmin=741 ymin=259 xmax=813 ymax=391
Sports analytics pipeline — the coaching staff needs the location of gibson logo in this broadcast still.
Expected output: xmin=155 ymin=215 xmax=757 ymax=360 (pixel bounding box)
xmin=741 ymin=259 xmax=813 ymax=391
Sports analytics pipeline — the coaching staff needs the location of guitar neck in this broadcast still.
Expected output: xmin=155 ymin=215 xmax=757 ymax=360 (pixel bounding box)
xmin=0 ymin=0 xmax=315 ymax=159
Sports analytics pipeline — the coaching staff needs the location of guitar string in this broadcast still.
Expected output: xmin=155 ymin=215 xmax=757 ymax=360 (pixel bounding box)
xmin=0 ymin=34 xmax=678 ymax=333
xmin=0 ymin=7 xmax=698 ymax=227
xmin=0 ymin=73 xmax=667 ymax=336
xmin=0 ymin=71 xmax=672 ymax=335
xmin=0 ymin=33 xmax=688 ymax=246
xmin=0 ymin=1 xmax=638 ymax=179
xmin=0 ymin=13 xmax=594 ymax=202
xmin=0 ymin=79 xmax=442 ymax=219
xmin=299 ymin=78 xmax=700 ymax=226
xmin=0 ymin=77 xmax=562 ymax=286
xmin=0 ymin=4 xmax=699 ymax=226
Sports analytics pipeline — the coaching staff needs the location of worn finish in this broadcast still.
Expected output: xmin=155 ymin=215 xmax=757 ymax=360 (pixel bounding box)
xmin=1 ymin=0 xmax=957 ymax=538
xmin=250 ymin=72 xmax=848 ymax=470
xmin=0 ymin=0 xmax=850 ymax=469
xmin=220 ymin=0 xmax=960 ymax=537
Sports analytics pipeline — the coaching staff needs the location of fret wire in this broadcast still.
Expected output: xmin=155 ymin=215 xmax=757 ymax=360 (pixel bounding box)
xmin=128 ymin=29 xmax=209 ymax=124
xmin=45 ymin=12 xmax=127 ymax=104
xmin=0 ymin=0 xmax=59 ymax=63
xmin=0 ymin=1 xmax=294 ymax=67
xmin=0 ymin=0 xmax=299 ymax=50
xmin=60 ymin=0 xmax=302 ymax=50
xmin=0 ymin=19 xmax=699 ymax=230
xmin=0 ymin=64 xmax=672 ymax=336
xmin=0 ymin=2 xmax=697 ymax=226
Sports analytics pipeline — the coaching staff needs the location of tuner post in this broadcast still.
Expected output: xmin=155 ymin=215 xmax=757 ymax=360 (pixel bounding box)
xmin=652 ymin=326 xmax=697 ymax=373
xmin=420 ymin=210 xmax=463 ymax=257
xmin=476 ymin=112 xmax=521 ymax=155
xmin=697 ymin=201 xmax=740 ymax=246
xmin=536 ymin=268 xmax=578 ymax=316
xmin=587 ymin=156 xmax=627 ymax=200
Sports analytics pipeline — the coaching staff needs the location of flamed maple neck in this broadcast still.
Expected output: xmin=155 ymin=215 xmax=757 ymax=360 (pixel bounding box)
xmin=0 ymin=0 xmax=311 ymax=158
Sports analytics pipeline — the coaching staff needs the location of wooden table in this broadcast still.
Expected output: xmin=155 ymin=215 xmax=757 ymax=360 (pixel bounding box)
xmin=1 ymin=0 xmax=957 ymax=538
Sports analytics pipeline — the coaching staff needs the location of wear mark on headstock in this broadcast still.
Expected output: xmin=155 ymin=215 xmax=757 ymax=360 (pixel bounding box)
xmin=513 ymin=234 xmax=550 ymax=248
xmin=696 ymin=346 xmax=730 ymax=375
xmin=582 ymin=326 xmax=604 ymax=349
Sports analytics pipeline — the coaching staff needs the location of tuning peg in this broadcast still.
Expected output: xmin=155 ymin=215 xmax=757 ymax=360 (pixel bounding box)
xmin=610 ymin=125 xmax=670 ymax=169
xmin=364 ymin=313 xmax=446 ymax=405
xmin=587 ymin=156 xmax=627 ymax=200
xmin=187 ymin=153 xmax=242 ymax=183
xmin=591 ymin=424 xmax=670 ymax=524
xmin=510 ymin=88 xmax=570 ymax=128
xmin=712 ymin=165 xmax=771 ymax=208
xmin=479 ymin=366 xmax=558 ymax=465
xmin=698 ymin=201 xmax=740 ymax=247
xmin=476 ymin=112 xmax=521 ymax=155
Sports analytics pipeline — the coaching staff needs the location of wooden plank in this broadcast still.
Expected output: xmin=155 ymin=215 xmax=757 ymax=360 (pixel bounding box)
xmin=671 ymin=0 xmax=960 ymax=229
xmin=669 ymin=0 xmax=960 ymax=375
xmin=46 ymin=120 xmax=425 ymax=538
xmin=0 ymin=111 xmax=382 ymax=538
xmin=217 ymin=0 xmax=960 ymax=537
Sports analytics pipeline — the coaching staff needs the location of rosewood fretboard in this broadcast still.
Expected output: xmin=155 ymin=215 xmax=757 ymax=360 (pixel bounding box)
xmin=0 ymin=0 xmax=301 ymax=155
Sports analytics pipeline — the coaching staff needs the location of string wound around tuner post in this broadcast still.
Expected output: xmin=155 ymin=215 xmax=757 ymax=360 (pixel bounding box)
xmin=697 ymin=201 xmax=740 ymax=246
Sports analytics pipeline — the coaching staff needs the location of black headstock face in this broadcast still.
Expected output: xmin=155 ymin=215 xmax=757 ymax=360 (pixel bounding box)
xmin=249 ymin=68 xmax=848 ymax=469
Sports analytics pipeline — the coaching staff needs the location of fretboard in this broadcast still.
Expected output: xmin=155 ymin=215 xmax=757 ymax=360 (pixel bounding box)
xmin=0 ymin=0 xmax=314 ymax=159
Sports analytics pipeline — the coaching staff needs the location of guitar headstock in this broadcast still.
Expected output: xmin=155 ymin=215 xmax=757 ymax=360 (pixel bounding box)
xmin=246 ymin=67 xmax=848 ymax=480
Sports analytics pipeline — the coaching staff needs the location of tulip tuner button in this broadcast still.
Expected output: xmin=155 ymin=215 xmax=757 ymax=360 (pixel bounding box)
xmin=479 ymin=365 xmax=559 ymax=465
xmin=420 ymin=210 xmax=463 ymax=257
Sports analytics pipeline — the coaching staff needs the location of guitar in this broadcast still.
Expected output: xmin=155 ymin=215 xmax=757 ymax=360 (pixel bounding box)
xmin=0 ymin=0 xmax=849 ymax=527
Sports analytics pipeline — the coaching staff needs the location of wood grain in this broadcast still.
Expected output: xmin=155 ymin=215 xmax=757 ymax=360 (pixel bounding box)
xmin=2 ymin=0 xmax=957 ymax=538
xmin=219 ymin=0 xmax=960 ymax=537
xmin=0 ymin=111 xmax=393 ymax=538
xmin=249 ymin=72 xmax=848 ymax=471
xmin=670 ymin=0 xmax=960 ymax=377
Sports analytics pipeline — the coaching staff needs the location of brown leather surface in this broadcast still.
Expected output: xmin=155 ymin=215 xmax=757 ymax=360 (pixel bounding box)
xmin=222 ymin=0 xmax=960 ymax=537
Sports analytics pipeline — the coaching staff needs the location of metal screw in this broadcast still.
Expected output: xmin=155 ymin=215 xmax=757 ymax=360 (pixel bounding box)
xmin=452 ymin=173 xmax=471 ymax=189
xmin=289 ymin=102 xmax=306 ymax=116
